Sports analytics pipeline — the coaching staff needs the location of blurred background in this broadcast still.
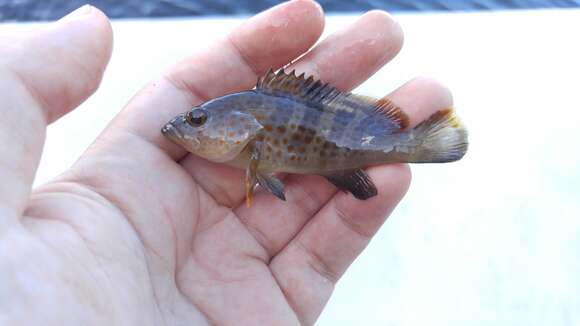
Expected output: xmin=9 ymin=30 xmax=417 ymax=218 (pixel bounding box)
xmin=2 ymin=0 xmax=580 ymax=21
xmin=2 ymin=0 xmax=580 ymax=325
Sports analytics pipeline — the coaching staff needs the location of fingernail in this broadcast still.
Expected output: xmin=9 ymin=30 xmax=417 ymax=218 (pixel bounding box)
xmin=62 ymin=4 xmax=93 ymax=20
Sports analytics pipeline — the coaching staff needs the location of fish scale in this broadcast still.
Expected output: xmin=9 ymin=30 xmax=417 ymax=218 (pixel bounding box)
xmin=248 ymin=95 xmax=366 ymax=173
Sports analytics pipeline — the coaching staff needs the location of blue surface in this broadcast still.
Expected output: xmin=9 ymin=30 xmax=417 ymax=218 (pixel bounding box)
xmin=1 ymin=0 xmax=580 ymax=21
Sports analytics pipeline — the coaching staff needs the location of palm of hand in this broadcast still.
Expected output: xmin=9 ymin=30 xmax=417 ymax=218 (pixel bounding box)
xmin=0 ymin=2 xmax=452 ymax=325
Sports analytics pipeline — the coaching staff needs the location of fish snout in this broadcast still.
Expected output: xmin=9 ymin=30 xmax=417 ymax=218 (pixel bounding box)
xmin=161 ymin=118 xmax=182 ymax=139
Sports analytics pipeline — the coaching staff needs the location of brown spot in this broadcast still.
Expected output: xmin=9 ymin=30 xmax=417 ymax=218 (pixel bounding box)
xmin=283 ymin=138 xmax=288 ymax=145
xmin=235 ymin=140 xmax=241 ymax=145
xmin=264 ymin=125 xmax=273 ymax=132
xmin=265 ymin=136 xmax=271 ymax=141
xmin=287 ymin=145 xmax=295 ymax=152
xmin=290 ymin=123 xmax=297 ymax=130
xmin=291 ymin=133 xmax=301 ymax=141
xmin=256 ymin=134 xmax=264 ymax=141
xmin=276 ymin=126 xmax=286 ymax=133
xmin=255 ymin=114 xmax=266 ymax=120
xmin=290 ymin=156 xmax=296 ymax=161
xmin=304 ymin=136 xmax=313 ymax=144
xmin=298 ymin=147 xmax=306 ymax=153
xmin=298 ymin=125 xmax=306 ymax=132
xmin=323 ymin=142 xmax=331 ymax=149
xmin=266 ymin=146 xmax=272 ymax=152
xmin=265 ymin=155 xmax=270 ymax=160
xmin=315 ymin=137 xmax=322 ymax=144
xmin=273 ymin=139 xmax=280 ymax=146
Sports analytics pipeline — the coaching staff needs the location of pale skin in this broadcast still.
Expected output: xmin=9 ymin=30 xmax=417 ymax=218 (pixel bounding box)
xmin=0 ymin=1 xmax=453 ymax=325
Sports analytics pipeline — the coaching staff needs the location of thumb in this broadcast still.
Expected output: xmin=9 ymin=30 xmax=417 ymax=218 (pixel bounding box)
xmin=6 ymin=5 xmax=113 ymax=122
xmin=0 ymin=5 xmax=113 ymax=222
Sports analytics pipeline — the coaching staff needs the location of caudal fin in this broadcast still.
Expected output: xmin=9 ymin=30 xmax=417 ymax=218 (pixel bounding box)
xmin=405 ymin=108 xmax=468 ymax=163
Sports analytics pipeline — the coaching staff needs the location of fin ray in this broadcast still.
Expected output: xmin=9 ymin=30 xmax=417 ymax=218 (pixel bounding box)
xmin=257 ymin=173 xmax=286 ymax=201
xmin=404 ymin=108 xmax=468 ymax=163
xmin=324 ymin=169 xmax=378 ymax=200
xmin=258 ymin=69 xmax=343 ymax=104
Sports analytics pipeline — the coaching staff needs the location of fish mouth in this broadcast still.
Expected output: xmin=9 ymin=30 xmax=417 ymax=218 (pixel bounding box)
xmin=161 ymin=121 xmax=182 ymax=139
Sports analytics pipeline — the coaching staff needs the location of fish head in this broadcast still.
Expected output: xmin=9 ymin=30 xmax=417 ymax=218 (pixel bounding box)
xmin=162 ymin=100 xmax=263 ymax=163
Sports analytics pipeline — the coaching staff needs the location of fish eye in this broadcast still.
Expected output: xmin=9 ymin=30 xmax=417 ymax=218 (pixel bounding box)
xmin=185 ymin=109 xmax=208 ymax=127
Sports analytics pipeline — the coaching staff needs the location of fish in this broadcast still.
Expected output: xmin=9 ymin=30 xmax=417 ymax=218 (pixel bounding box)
xmin=162 ymin=69 xmax=468 ymax=206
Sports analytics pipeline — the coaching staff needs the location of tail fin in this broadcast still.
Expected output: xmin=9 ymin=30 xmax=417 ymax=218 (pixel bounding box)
xmin=405 ymin=108 xmax=468 ymax=163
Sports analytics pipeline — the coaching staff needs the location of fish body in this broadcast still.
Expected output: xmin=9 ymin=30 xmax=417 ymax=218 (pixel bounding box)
xmin=162 ymin=70 xmax=468 ymax=205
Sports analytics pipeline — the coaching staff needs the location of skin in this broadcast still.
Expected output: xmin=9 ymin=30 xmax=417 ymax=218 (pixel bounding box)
xmin=0 ymin=1 xmax=453 ymax=325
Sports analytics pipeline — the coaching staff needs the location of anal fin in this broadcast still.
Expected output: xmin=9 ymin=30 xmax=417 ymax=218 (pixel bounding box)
xmin=257 ymin=173 xmax=286 ymax=201
xmin=324 ymin=169 xmax=377 ymax=200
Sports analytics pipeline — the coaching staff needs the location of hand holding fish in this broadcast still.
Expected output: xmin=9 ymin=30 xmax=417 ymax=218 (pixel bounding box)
xmin=0 ymin=1 xmax=465 ymax=325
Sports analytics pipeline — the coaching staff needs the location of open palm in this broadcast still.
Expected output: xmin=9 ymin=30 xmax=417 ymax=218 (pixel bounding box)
xmin=0 ymin=2 xmax=453 ymax=325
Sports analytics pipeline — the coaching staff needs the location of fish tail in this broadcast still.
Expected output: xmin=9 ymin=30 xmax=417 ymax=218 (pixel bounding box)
xmin=398 ymin=108 xmax=468 ymax=163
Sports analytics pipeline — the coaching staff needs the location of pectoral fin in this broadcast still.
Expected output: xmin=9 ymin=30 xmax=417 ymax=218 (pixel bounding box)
xmin=324 ymin=169 xmax=377 ymax=200
xmin=257 ymin=173 xmax=286 ymax=201
xmin=245 ymin=142 xmax=262 ymax=207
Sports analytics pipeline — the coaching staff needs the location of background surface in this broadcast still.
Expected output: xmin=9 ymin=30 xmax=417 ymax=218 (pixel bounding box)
xmin=3 ymin=7 xmax=580 ymax=326
xmin=1 ymin=0 xmax=580 ymax=21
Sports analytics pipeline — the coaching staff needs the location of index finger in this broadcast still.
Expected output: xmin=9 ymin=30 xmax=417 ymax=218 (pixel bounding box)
xmin=96 ymin=0 xmax=325 ymax=160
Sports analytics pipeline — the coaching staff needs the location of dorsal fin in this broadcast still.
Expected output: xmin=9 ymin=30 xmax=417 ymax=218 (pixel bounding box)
xmin=257 ymin=69 xmax=342 ymax=104
xmin=256 ymin=69 xmax=409 ymax=131
xmin=350 ymin=95 xmax=410 ymax=130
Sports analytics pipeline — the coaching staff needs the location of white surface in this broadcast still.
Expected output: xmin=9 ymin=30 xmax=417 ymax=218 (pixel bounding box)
xmin=23 ymin=9 xmax=580 ymax=325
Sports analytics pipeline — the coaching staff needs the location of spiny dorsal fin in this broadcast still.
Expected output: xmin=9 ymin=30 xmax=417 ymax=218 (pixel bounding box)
xmin=257 ymin=69 xmax=409 ymax=131
xmin=257 ymin=69 xmax=342 ymax=104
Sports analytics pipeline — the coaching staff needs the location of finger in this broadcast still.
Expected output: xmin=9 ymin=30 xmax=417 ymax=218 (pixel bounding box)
xmin=231 ymin=10 xmax=404 ymax=257
xmin=290 ymin=10 xmax=404 ymax=90
xmin=59 ymin=0 xmax=325 ymax=271
xmin=269 ymin=78 xmax=454 ymax=324
xmin=183 ymin=9 xmax=404 ymax=208
xmin=101 ymin=0 xmax=325 ymax=160
xmin=0 ymin=6 xmax=112 ymax=221
xmin=238 ymin=77 xmax=451 ymax=257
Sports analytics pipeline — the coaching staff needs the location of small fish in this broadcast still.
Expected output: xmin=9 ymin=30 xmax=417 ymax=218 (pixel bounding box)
xmin=162 ymin=69 xmax=468 ymax=206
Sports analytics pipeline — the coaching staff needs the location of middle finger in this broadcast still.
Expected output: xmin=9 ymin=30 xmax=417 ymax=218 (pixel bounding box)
xmin=181 ymin=10 xmax=404 ymax=209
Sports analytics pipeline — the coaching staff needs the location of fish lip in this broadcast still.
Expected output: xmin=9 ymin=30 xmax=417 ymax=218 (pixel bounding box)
xmin=161 ymin=121 xmax=182 ymax=139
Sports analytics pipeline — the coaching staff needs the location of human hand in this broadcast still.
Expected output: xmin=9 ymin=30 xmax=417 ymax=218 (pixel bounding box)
xmin=0 ymin=1 xmax=453 ymax=325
